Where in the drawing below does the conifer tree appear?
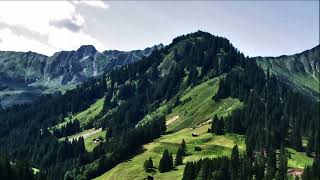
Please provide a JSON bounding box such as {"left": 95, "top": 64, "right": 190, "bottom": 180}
{"left": 230, "top": 145, "right": 240, "bottom": 179}
{"left": 175, "top": 147, "right": 183, "bottom": 166}
{"left": 266, "top": 147, "right": 277, "bottom": 179}
{"left": 254, "top": 151, "right": 266, "bottom": 180}
{"left": 181, "top": 139, "right": 187, "bottom": 156}
{"left": 144, "top": 157, "right": 153, "bottom": 172}
{"left": 306, "top": 134, "right": 314, "bottom": 157}
{"left": 211, "top": 114, "right": 219, "bottom": 134}
{"left": 182, "top": 162, "right": 195, "bottom": 180}
{"left": 158, "top": 149, "right": 173, "bottom": 173}
{"left": 277, "top": 145, "right": 288, "bottom": 180}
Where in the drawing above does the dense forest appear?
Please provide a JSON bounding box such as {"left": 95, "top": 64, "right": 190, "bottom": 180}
{"left": 214, "top": 60, "right": 319, "bottom": 153}
{"left": 182, "top": 145, "right": 320, "bottom": 180}
{"left": 0, "top": 31, "right": 318, "bottom": 179}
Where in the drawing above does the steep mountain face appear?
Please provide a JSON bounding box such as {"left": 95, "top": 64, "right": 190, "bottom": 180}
{"left": 255, "top": 45, "right": 319, "bottom": 99}
{"left": 0, "top": 51, "right": 47, "bottom": 82}
{"left": 0, "top": 44, "right": 163, "bottom": 107}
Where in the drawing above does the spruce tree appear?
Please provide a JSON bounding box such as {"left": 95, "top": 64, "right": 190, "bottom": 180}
{"left": 217, "top": 117, "right": 225, "bottom": 135}
{"left": 239, "top": 157, "right": 252, "bottom": 180}
{"left": 182, "top": 162, "right": 195, "bottom": 180}
{"left": 144, "top": 157, "right": 153, "bottom": 172}
{"left": 277, "top": 145, "right": 288, "bottom": 180}
{"left": 230, "top": 145, "right": 240, "bottom": 179}
{"left": 181, "top": 139, "right": 187, "bottom": 156}
{"left": 211, "top": 114, "right": 219, "bottom": 134}
{"left": 158, "top": 149, "right": 173, "bottom": 173}
{"left": 175, "top": 148, "right": 183, "bottom": 166}
{"left": 169, "top": 153, "right": 173, "bottom": 170}
{"left": 266, "top": 147, "right": 277, "bottom": 179}
{"left": 254, "top": 151, "right": 266, "bottom": 180}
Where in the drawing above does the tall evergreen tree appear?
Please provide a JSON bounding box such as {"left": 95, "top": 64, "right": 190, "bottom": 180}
{"left": 266, "top": 147, "right": 277, "bottom": 179}
{"left": 158, "top": 149, "right": 173, "bottom": 173}
{"left": 144, "top": 157, "right": 153, "bottom": 172}
{"left": 254, "top": 151, "right": 266, "bottom": 180}
{"left": 180, "top": 139, "right": 187, "bottom": 156}
{"left": 230, "top": 145, "right": 240, "bottom": 180}
{"left": 277, "top": 145, "right": 288, "bottom": 180}
{"left": 175, "top": 148, "right": 184, "bottom": 166}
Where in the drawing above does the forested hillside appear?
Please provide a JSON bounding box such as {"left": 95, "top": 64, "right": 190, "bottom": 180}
{"left": 0, "top": 31, "right": 318, "bottom": 180}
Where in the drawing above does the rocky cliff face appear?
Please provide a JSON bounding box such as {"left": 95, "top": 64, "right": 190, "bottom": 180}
{"left": 255, "top": 45, "right": 319, "bottom": 99}
{"left": 0, "top": 44, "right": 163, "bottom": 107}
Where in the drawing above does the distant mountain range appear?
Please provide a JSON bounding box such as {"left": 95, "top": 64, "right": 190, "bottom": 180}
{"left": 0, "top": 44, "right": 163, "bottom": 107}
{"left": 255, "top": 45, "right": 319, "bottom": 99}
{"left": 0, "top": 40, "right": 319, "bottom": 108}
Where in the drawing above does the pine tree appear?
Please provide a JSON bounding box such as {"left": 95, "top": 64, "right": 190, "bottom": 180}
{"left": 211, "top": 114, "right": 219, "bottom": 134}
{"left": 182, "top": 162, "right": 195, "bottom": 180}
{"left": 277, "top": 145, "right": 288, "bottom": 180}
{"left": 230, "top": 145, "right": 240, "bottom": 179}
{"left": 239, "top": 157, "right": 252, "bottom": 180}
{"left": 291, "top": 121, "right": 302, "bottom": 152}
{"left": 254, "top": 151, "right": 266, "bottom": 180}
{"left": 217, "top": 117, "right": 225, "bottom": 135}
{"left": 175, "top": 147, "right": 183, "bottom": 166}
{"left": 196, "top": 160, "right": 210, "bottom": 180}
{"left": 306, "top": 134, "right": 314, "bottom": 157}
{"left": 266, "top": 147, "right": 277, "bottom": 179}
{"left": 169, "top": 153, "right": 173, "bottom": 170}
{"left": 158, "top": 149, "right": 173, "bottom": 173}
{"left": 144, "top": 157, "right": 153, "bottom": 172}
{"left": 181, "top": 139, "right": 187, "bottom": 156}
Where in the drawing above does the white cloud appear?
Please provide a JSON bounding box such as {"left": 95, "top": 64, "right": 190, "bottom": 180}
{"left": 0, "top": 1, "right": 106, "bottom": 55}
{"left": 0, "top": 28, "right": 55, "bottom": 55}
{"left": 74, "top": 0, "right": 109, "bottom": 9}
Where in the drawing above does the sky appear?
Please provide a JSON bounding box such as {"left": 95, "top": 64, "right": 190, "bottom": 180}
{"left": 0, "top": 1, "right": 318, "bottom": 57}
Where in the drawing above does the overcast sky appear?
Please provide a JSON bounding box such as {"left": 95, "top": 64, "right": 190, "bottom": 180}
{"left": 0, "top": 1, "right": 318, "bottom": 57}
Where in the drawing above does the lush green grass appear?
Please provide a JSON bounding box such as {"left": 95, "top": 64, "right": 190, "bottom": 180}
{"left": 287, "top": 148, "right": 314, "bottom": 169}
{"left": 137, "top": 77, "right": 242, "bottom": 131}
{"left": 94, "top": 124, "right": 245, "bottom": 180}
{"left": 50, "top": 97, "right": 104, "bottom": 130}
{"left": 84, "top": 130, "right": 106, "bottom": 152}
{"left": 168, "top": 77, "right": 243, "bottom": 132}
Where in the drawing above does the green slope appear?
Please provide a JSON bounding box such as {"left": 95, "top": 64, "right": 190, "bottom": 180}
{"left": 94, "top": 76, "right": 313, "bottom": 180}
{"left": 255, "top": 46, "right": 320, "bottom": 99}
{"left": 94, "top": 124, "right": 245, "bottom": 180}
{"left": 95, "top": 78, "right": 244, "bottom": 180}
{"left": 50, "top": 97, "right": 105, "bottom": 130}
{"left": 168, "top": 77, "right": 242, "bottom": 132}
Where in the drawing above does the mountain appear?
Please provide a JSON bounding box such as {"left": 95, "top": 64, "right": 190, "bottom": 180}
{"left": 0, "top": 31, "right": 318, "bottom": 180}
{"left": 255, "top": 45, "right": 319, "bottom": 99}
{"left": 0, "top": 44, "right": 163, "bottom": 107}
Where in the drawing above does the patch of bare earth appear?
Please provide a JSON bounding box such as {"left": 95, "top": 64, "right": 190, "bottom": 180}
{"left": 288, "top": 168, "right": 304, "bottom": 177}
{"left": 166, "top": 115, "right": 179, "bottom": 125}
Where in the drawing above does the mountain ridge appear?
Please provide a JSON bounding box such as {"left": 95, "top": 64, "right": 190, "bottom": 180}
{"left": 255, "top": 44, "right": 319, "bottom": 99}
{"left": 0, "top": 44, "right": 163, "bottom": 107}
